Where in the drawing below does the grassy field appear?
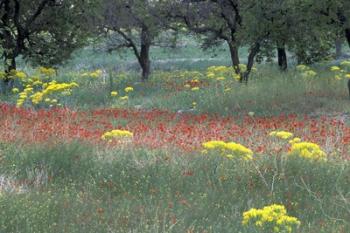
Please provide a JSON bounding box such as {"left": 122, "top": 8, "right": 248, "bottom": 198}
{"left": 1, "top": 45, "right": 350, "bottom": 232}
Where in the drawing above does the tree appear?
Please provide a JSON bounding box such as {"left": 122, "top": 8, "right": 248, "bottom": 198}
{"left": 97, "top": 0, "right": 169, "bottom": 81}
{"left": 170, "top": 0, "right": 272, "bottom": 83}
{"left": 292, "top": 0, "right": 347, "bottom": 63}
{"left": 244, "top": 0, "right": 293, "bottom": 71}
{"left": 0, "top": 0, "right": 90, "bottom": 91}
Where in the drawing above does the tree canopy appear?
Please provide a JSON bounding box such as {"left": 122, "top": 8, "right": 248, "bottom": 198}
{"left": 0, "top": 0, "right": 349, "bottom": 84}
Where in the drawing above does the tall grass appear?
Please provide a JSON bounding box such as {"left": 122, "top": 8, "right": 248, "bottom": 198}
{"left": 60, "top": 65, "right": 350, "bottom": 116}
{"left": 0, "top": 142, "right": 349, "bottom": 232}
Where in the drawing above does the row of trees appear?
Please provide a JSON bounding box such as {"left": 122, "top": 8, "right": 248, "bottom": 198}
{"left": 0, "top": 0, "right": 350, "bottom": 87}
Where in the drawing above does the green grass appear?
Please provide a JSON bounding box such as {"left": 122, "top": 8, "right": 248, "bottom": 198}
{"left": 45, "top": 64, "right": 350, "bottom": 116}
{"left": 0, "top": 142, "right": 349, "bottom": 232}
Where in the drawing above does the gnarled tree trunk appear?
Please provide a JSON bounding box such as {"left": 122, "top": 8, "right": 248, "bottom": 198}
{"left": 277, "top": 47, "right": 287, "bottom": 71}
{"left": 139, "top": 27, "right": 152, "bottom": 81}
{"left": 227, "top": 40, "right": 241, "bottom": 74}
{"left": 139, "top": 42, "right": 151, "bottom": 81}
{"left": 242, "top": 42, "right": 261, "bottom": 83}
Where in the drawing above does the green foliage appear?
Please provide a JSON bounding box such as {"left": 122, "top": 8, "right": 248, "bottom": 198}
{"left": 0, "top": 0, "right": 92, "bottom": 72}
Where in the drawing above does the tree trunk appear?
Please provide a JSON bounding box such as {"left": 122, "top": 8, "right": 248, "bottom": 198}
{"left": 139, "top": 43, "right": 151, "bottom": 81}
{"left": 242, "top": 42, "right": 261, "bottom": 83}
{"left": 1, "top": 50, "right": 16, "bottom": 93}
{"left": 345, "top": 28, "right": 350, "bottom": 48}
{"left": 139, "top": 27, "right": 151, "bottom": 81}
{"left": 335, "top": 39, "right": 343, "bottom": 58}
{"left": 277, "top": 47, "right": 288, "bottom": 71}
{"left": 227, "top": 40, "right": 241, "bottom": 74}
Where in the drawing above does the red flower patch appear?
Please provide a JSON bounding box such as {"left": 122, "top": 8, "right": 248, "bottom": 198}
{"left": 1, "top": 103, "right": 349, "bottom": 159}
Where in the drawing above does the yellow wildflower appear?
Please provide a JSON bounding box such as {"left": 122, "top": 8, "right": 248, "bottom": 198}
{"left": 124, "top": 86, "right": 134, "bottom": 93}
{"left": 206, "top": 72, "right": 215, "bottom": 78}
{"left": 101, "top": 129, "right": 133, "bottom": 140}
{"left": 32, "top": 80, "right": 43, "bottom": 86}
{"left": 15, "top": 71, "right": 27, "bottom": 79}
{"left": 330, "top": 66, "right": 341, "bottom": 72}
{"left": 111, "top": 91, "right": 118, "bottom": 97}
{"left": 216, "top": 76, "right": 225, "bottom": 81}
{"left": 90, "top": 69, "right": 103, "bottom": 78}
{"left": 304, "top": 70, "right": 317, "bottom": 78}
{"left": 16, "top": 99, "right": 25, "bottom": 107}
{"left": 269, "top": 131, "right": 294, "bottom": 140}
{"left": 202, "top": 140, "right": 253, "bottom": 160}
{"left": 296, "top": 64, "right": 307, "bottom": 71}
{"left": 288, "top": 137, "right": 301, "bottom": 144}
{"left": 289, "top": 141, "right": 327, "bottom": 161}
{"left": 192, "top": 102, "right": 197, "bottom": 108}
{"left": 202, "top": 140, "right": 227, "bottom": 150}
{"left": 242, "top": 204, "right": 300, "bottom": 233}
{"left": 30, "top": 92, "right": 44, "bottom": 105}
{"left": 39, "top": 67, "right": 56, "bottom": 76}
{"left": 340, "top": 60, "right": 350, "bottom": 67}
{"left": 12, "top": 88, "right": 19, "bottom": 93}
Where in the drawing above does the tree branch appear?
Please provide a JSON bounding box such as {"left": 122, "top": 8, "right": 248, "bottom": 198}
{"left": 25, "top": 0, "right": 51, "bottom": 30}
{"left": 114, "top": 28, "right": 141, "bottom": 61}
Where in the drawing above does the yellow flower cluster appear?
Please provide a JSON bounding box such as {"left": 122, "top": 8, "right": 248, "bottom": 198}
{"left": 323, "top": 63, "right": 350, "bottom": 81}
{"left": 202, "top": 140, "right": 253, "bottom": 160}
{"left": 296, "top": 65, "right": 317, "bottom": 78}
{"left": 207, "top": 66, "right": 235, "bottom": 81}
{"left": 81, "top": 69, "right": 103, "bottom": 78}
{"left": 169, "top": 70, "right": 203, "bottom": 80}
{"left": 101, "top": 130, "right": 133, "bottom": 140}
{"left": 288, "top": 137, "right": 301, "bottom": 145}
{"left": 269, "top": 131, "right": 294, "bottom": 140}
{"left": 111, "top": 91, "right": 118, "bottom": 97}
{"left": 12, "top": 88, "right": 19, "bottom": 93}
{"left": 288, "top": 141, "right": 327, "bottom": 161}
{"left": 120, "top": 96, "right": 128, "bottom": 101}
{"left": 16, "top": 80, "right": 78, "bottom": 107}
{"left": 38, "top": 67, "right": 56, "bottom": 76}
{"left": 16, "top": 86, "right": 34, "bottom": 107}
{"left": 0, "top": 69, "right": 26, "bottom": 80}
{"left": 124, "top": 86, "right": 134, "bottom": 93}
{"left": 43, "top": 81, "right": 78, "bottom": 94}
{"left": 13, "top": 70, "right": 27, "bottom": 79}
{"left": 330, "top": 66, "right": 341, "bottom": 72}
{"left": 242, "top": 204, "right": 301, "bottom": 233}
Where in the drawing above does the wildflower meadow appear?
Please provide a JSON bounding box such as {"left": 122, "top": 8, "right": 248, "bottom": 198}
{"left": 1, "top": 61, "right": 350, "bottom": 233}
{"left": 1, "top": 1, "right": 350, "bottom": 232}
